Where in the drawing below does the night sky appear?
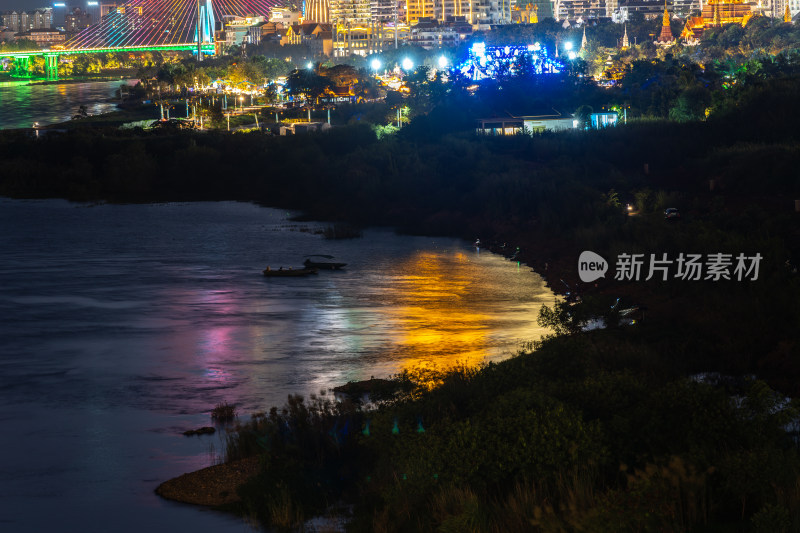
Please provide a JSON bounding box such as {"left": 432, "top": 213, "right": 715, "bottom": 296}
{"left": 2, "top": 1, "right": 84, "bottom": 15}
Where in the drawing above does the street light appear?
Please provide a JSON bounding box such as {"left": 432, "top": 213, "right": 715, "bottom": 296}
{"left": 239, "top": 96, "right": 244, "bottom": 111}
{"left": 568, "top": 51, "right": 577, "bottom": 60}
{"left": 563, "top": 42, "right": 573, "bottom": 51}
{"left": 438, "top": 55, "right": 448, "bottom": 69}
{"left": 306, "top": 61, "right": 313, "bottom": 69}
{"left": 370, "top": 58, "right": 381, "bottom": 72}
{"left": 402, "top": 57, "right": 413, "bottom": 71}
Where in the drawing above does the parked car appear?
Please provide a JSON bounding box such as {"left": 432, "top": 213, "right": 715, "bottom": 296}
{"left": 664, "top": 208, "right": 681, "bottom": 220}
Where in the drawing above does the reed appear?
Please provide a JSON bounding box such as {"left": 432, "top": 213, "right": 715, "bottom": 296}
{"left": 211, "top": 401, "right": 237, "bottom": 423}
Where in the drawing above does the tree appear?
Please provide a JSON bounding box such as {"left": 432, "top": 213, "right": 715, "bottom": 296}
{"left": 575, "top": 104, "right": 593, "bottom": 129}
{"left": 285, "top": 68, "right": 331, "bottom": 102}
{"left": 669, "top": 85, "right": 711, "bottom": 121}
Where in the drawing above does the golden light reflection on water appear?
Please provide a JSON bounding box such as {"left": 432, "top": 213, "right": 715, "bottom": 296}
{"left": 378, "top": 249, "right": 552, "bottom": 378}
{"left": 153, "top": 243, "right": 553, "bottom": 404}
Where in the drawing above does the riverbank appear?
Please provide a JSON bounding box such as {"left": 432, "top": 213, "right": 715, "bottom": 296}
{"left": 0, "top": 69, "right": 138, "bottom": 85}
{"left": 155, "top": 456, "right": 262, "bottom": 507}
{"left": 2, "top": 78, "right": 799, "bottom": 530}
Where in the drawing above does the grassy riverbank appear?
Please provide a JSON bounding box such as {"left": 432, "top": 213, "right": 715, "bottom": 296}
{"left": 2, "top": 72, "right": 800, "bottom": 531}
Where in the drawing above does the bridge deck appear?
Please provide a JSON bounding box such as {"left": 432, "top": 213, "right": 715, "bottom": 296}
{"left": 2, "top": 43, "right": 215, "bottom": 58}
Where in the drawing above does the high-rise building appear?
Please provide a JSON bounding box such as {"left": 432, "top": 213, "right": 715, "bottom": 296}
{"left": 551, "top": 0, "right": 610, "bottom": 20}
{"left": 29, "top": 8, "right": 54, "bottom": 30}
{"left": 65, "top": 7, "right": 93, "bottom": 32}
{"left": 306, "top": 0, "right": 331, "bottom": 22}
{"left": 331, "top": 0, "right": 372, "bottom": 25}
{"left": 100, "top": 2, "right": 123, "bottom": 19}
{"left": 1, "top": 11, "right": 21, "bottom": 32}
{"left": 86, "top": 2, "right": 101, "bottom": 24}
{"left": 53, "top": 3, "right": 67, "bottom": 28}
{"left": 371, "top": 0, "right": 398, "bottom": 22}
{"left": 618, "top": 0, "right": 667, "bottom": 18}
{"left": 406, "top": 0, "right": 502, "bottom": 24}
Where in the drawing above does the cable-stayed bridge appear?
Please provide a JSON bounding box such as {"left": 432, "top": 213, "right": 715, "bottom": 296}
{"left": 1, "top": 0, "right": 279, "bottom": 79}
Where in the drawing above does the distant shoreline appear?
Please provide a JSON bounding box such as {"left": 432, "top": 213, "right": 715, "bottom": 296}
{"left": 0, "top": 70, "right": 138, "bottom": 87}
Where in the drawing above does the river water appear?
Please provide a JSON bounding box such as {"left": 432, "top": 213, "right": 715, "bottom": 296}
{"left": 0, "top": 199, "right": 553, "bottom": 532}
{"left": 0, "top": 78, "right": 136, "bottom": 130}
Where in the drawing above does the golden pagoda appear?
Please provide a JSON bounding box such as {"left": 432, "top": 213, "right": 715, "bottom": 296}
{"left": 785, "top": 4, "right": 792, "bottom": 22}
{"left": 656, "top": 0, "right": 675, "bottom": 44}
{"left": 681, "top": 0, "right": 755, "bottom": 42}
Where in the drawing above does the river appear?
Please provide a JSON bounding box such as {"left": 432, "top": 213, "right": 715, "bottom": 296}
{"left": 0, "top": 199, "right": 553, "bottom": 532}
{"left": 0, "top": 78, "right": 136, "bottom": 130}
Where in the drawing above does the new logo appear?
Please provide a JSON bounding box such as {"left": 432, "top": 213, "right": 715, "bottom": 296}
{"left": 578, "top": 251, "right": 608, "bottom": 283}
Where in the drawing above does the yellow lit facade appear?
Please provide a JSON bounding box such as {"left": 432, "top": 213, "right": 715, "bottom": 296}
{"left": 681, "top": 0, "right": 755, "bottom": 41}
{"left": 405, "top": 0, "right": 480, "bottom": 24}
{"left": 330, "top": 0, "right": 372, "bottom": 26}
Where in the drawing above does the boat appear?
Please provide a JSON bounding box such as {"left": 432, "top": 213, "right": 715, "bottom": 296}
{"left": 303, "top": 255, "right": 347, "bottom": 270}
{"left": 263, "top": 267, "right": 318, "bottom": 277}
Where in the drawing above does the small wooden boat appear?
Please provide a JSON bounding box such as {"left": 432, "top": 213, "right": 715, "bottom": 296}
{"left": 303, "top": 258, "right": 347, "bottom": 270}
{"left": 263, "top": 267, "right": 318, "bottom": 277}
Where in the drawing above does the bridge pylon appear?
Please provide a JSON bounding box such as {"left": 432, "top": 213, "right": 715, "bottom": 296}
{"left": 195, "top": 0, "right": 215, "bottom": 61}
{"left": 15, "top": 55, "right": 31, "bottom": 77}
{"left": 45, "top": 54, "right": 59, "bottom": 80}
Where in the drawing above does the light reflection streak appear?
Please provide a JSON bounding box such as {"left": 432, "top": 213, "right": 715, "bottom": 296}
{"left": 375, "top": 250, "right": 550, "bottom": 380}
{"left": 154, "top": 244, "right": 551, "bottom": 407}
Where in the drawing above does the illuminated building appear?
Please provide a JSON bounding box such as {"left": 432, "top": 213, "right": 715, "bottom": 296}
{"left": 681, "top": 0, "right": 754, "bottom": 42}
{"left": 511, "top": 2, "right": 539, "bottom": 22}
{"left": 286, "top": 22, "right": 333, "bottom": 55}
{"left": 553, "top": 0, "right": 612, "bottom": 20}
{"left": 15, "top": 28, "right": 66, "bottom": 46}
{"left": 219, "top": 14, "right": 265, "bottom": 47}
{"left": 371, "top": 0, "right": 397, "bottom": 22}
{"left": 53, "top": 3, "right": 67, "bottom": 28}
{"left": 1, "top": 11, "right": 22, "bottom": 32}
{"left": 5, "top": 8, "right": 55, "bottom": 32}
{"left": 270, "top": 7, "right": 302, "bottom": 25}
{"left": 404, "top": 0, "right": 515, "bottom": 25}
{"left": 65, "top": 8, "right": 93, "bottom": 32}
{"left": 476, "top": 109, "right": 617, "bottom": 135}
{"left": 476, "top": 112, "right": 575, "bottom": 135}
{"left": 99, "top": 2, "right": 123, "bottom": 18}
{"left": 306, "top": 0, "right": 331, "bottom": 22}
{"left": 405, "top": 0, "right": 436, "bottom": 24}
{"left": 332, "top": 0, "right": 409, "bottom": 56}
{"left": 331, "top": 0, "right": 372, "bottom": 25}
{"left": 671, "top": 0, "right": 694, "bottom": 17}
{"left": 85, "top": 2, "right": 100, "bottom": 24}
{"left": 331, "top": 0, "right": 371, "bottom": 55}
{"left": 409, "top": 16, "right": 472, "bottom": 48}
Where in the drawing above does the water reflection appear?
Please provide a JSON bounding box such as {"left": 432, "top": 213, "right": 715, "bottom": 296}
{"left": 0, "top": 200, "right": 554, "bottom": 532}
{"left": 383, "top": 250, "right": 551, "bottom": 376}
{"left": 0, "top": 79, "right": 138, "bottom": 129}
